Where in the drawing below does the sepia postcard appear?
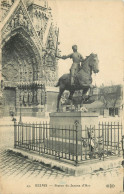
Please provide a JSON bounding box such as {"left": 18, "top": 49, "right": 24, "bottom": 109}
{"left": 0, "top": 0, "right": 124, "bottom": 194}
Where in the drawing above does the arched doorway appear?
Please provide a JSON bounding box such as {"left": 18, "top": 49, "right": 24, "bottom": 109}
{"left": 2, "top": 32, "right": 43, "bottom": 116}
{"left": 2, "top": 33, "right": 39, "bottom": 83}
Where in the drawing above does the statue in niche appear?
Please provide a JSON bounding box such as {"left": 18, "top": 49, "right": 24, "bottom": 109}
{"left": 24, "top": 17, "right": 27, "bottom": 28}
{"left": 37, "top": 27, "right": 43, "bottom": 39}
{"left": 33, "top": 90, "right": 37, "bottom": 105}
{"left": 46, "top": 37, "right": 56, "bottom": 61}
{"left": 27, "top": 23, "right": 32, "bottom": 33}
{"left": 18, "top": 10, "right": 24, "bottom": 26}
{"left": 11, "top": 18, "right": 15, "bottom": 28}
{"left": 37, "top": 88, "right": 41, "bottom": 105}
{"left": 18, "top": 88, "right": 23, "bottom": 106}
{"left": 41, "top": 89, "right": 46, "bottom": 105}
{"left": 47, "top": 38, "right": 53, "bottom": 49}
{"left": 23, "top": 89, "right": 28, "bottom": 106}
{"left": 10, "top": 16, "right": 16, "bottom": 28}
{"left": 19, "top": 89, "right": 23, "bottom": 106}
{"left": 14, "top": 15, "right": 18, "bottom": 27}
{"left": 28, "top": 91, "right": 33, "bottom": 106}
{"left": 47, "top": 71, "right": 56, "bottom": 82}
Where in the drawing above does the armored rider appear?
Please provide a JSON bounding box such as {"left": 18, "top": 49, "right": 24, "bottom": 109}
{"left": 60, "top": 45, "right": 84, "bottom": 86}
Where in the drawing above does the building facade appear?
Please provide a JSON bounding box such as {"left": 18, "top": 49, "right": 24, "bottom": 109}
{"left": 60, "top": 85, "right": 123, "bottom": 117}
{"left": 1, "top": 0, "right": 59, "bottom": 116}
{"left": 98, "top": 84, "right": 123, "bottom": 117}
{"left": 85, "top": 84, "right": 123, "bottom": 117}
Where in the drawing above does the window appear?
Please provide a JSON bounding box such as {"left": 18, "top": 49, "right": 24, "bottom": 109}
{"left": 109, "top": 108, "right": 113, "bottom": 116}
{"left": 109, "top": 108, "right": 118, "bottom": 116}
{"left": 115, "top": 108, "right": 118, "bottom": 115}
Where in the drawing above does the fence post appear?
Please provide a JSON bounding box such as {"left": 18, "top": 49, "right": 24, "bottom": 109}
{"left": 75, "top": 120, "right": 79, "bottom": 166}
{"left": 22, "top": 122, "right": 23, "bottom": 145}
{"left": 118, "top": 122, "right": 120, "bottom": 156}
{"left": 102, "top": 122, "right": 104, "bottom": 161}
{"left": 122, "top": 136, "right": 124, "bottom": 159}
{"left": 39, "top": 123, "right": 41, "bottom": 155}
{"left": 121, "top": 136, "right": 124, "bottom": 192}
{"left": 14, "top": 121, "right": 17, "bottom": 148}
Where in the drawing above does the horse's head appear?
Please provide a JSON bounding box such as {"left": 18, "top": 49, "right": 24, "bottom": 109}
{"left": 89, "top": 53, "right": 99, "bottom": 74}
{"left": 81, "top": 53, "right": 99, "bottom": 74}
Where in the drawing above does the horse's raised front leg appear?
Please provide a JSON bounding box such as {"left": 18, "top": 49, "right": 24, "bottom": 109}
{"left": 89, "top": 85, "right": 94, "bottom": 97}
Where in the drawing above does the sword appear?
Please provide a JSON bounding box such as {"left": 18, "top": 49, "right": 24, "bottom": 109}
{"left": 55, "top": 28, "right": 62, "bottom": 59}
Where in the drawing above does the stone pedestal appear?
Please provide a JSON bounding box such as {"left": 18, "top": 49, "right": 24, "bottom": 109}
{"left": 49, "top": 112, "right": 99, "bottom": 140}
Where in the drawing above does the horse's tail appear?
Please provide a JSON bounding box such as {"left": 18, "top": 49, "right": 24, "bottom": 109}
{"left": 55, "top": 79, "right": 60, "bottom": 87}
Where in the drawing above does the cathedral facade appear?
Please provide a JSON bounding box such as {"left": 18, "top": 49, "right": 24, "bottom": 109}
{"left": 1, "top": 0, "right": 59, "bottom": 116}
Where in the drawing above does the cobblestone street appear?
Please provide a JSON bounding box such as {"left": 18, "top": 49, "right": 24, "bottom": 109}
{"left": 0, "top": 118, "right": 123, "bottom": 194}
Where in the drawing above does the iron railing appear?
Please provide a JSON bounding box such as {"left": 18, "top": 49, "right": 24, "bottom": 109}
{"left": 14, "top": 121, "right": 123, "bottom": 165}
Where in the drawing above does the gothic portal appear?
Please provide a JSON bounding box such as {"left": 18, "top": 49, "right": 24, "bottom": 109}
{"left": 1, "top": 0, "right": 59, "bottom": 116}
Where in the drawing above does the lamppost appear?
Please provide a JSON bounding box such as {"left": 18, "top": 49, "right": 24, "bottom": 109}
{"left": 19, "top": 64, "right": 22, "bottom": 123}
{"left": 122, "top": 135, "right": 124, "bottom": 192}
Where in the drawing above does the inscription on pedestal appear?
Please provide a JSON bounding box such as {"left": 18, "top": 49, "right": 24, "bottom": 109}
{"left": 49, "top": 112, "right": 99, "bottom": 140}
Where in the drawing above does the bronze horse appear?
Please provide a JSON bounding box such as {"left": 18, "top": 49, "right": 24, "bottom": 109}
{"left": 55, "top": 53, "right": 99, "bottom": 111}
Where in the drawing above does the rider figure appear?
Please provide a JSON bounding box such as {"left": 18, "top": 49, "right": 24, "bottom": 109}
{"left": 60, "top": 45, "right": 84, "bottom": 86}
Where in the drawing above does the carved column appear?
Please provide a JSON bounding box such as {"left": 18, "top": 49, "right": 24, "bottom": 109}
{"left": 37, "top": 85, "right": 42, "bottom": 105}
{"left": 23, "top": 89, "right": 28, "bottom": 106}
{"left": 28, "top": 89, "right": 33, "bottom": 106}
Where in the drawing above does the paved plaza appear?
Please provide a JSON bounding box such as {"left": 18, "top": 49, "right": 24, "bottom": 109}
{"left": 0, "top": 117, "right": 123, "bottom": 194}
{"left": 0, "top": 118, "right": 123, "bottom": 194}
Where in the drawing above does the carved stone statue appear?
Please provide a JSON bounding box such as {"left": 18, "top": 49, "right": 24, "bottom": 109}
{"left": 11, "top": 18, "right": 15, "bottom": 28}
{"left": 33, "top": 89, "right": 37, "bottom": 105}
{"left": 20, "top": 90, "right": 23, "bottom": 106}
{"left": 23, "top": 89, "right": 28, "bottom": 106}
{"left": 24, "top": 17, "right": 28, "bottom": 28}
{"left": 14, "top": 15, "right": 18, "bottom": 27}
{"left": 18, "top": 10, "right": 24, "bottom": 26}
{"left": 28, "top": 91, "right": 33, "bottom": 106}
{"left": 41, "top": 89, "right": 46, "bottom": 105}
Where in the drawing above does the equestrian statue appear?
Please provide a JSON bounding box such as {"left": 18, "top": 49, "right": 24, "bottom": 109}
{"left": 55, "top": 45, "right": 99, "bottom": 112}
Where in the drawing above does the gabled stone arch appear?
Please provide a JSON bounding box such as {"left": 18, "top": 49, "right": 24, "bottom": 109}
{"left": 2, "top": 28, "right": 42, "bottom": 83}
{"left": 1, "top": 0, "right": 43, "bottom": 64}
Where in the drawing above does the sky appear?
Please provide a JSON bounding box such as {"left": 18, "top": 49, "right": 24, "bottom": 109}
{"left": 49, "top": 0, "right": 124, "bottom": 86}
